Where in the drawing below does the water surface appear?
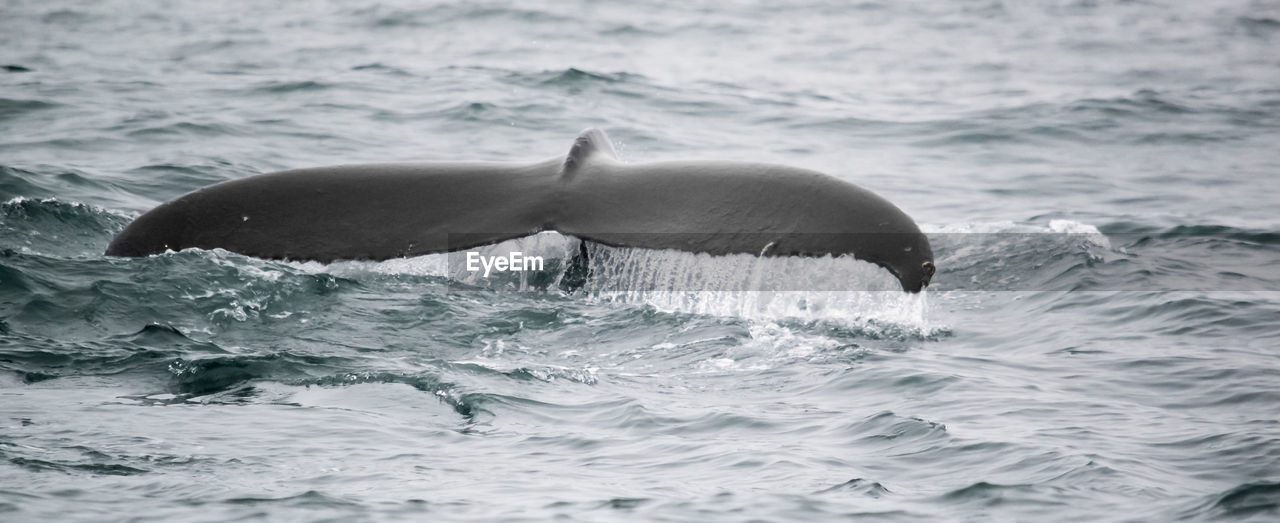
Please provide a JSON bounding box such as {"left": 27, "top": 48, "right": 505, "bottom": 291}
{"left": 2, "top": 0, "right": 1280, "bottom": 520}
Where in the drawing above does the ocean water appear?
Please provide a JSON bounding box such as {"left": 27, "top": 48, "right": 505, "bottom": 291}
{"left": 3, "top": 0, "right": 1280, "bottom": 520}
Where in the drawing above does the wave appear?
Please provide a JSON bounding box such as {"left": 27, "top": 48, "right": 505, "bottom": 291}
{"left": 0, "top": 98, "right": 57, "bottom": 121}
{"left": 350, "top": 4, "right": 572, "bottom": 29}
{"left": 1, "top": 197, "right": 131, "bottom": 257}
{"left": 123, "top": 121, "right": 247, "bottom": 140}
{"left": 1183, "top": 481, "right": 1280, "bottom": 520}
{"left": 926, "top": 219, "right": 1280, "bottom": 291}
{"left": 531, "top": 68, "right": 643, "bottom": 87}
{"left": 1237, "top": 16, "right": 1280, "bottom": 38}
{"left": 923, "top": 219, "right": 1110, "bottom": 291}
{"left": 0, "top": 166, "right": 50, "bottom": 199}
{"left": 816, "top": 478, "right": 891, "bottom": 497}
{"left": 791, "top": 89, "right": 1280, "bottom": 146}
{"left": 0, "top": 324, "right": 220, "bottom": 384}
{"left": 496, "top": 66, "right": 653, "bottom": 93}
{"left": 0, "top": 248, "right": 349, "bottom": 345}
{"left": 1101, "top": 222, "right": 1280, "bottom": 245}
{"left": 350, "top": 62, "right": 411, "bottom": 76}
{"left": 9, "top": 457, "right": 149, "bottom": 476}
{"left": 167, "top": 362, "right": 490, "bottom": 419}
{"left": 1094, "top": 222, "right": 1280, "bottom": 292}
{"left": 124, "top": 161, "right": 245, "bottom": 193}
{"left": 167, "top": 352, "right": 353, "bottom": 396}
{"left": 249, "top": 80, "right": 334, "bottom": 95}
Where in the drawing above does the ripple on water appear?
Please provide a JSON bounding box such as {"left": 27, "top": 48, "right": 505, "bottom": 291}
{"left": 0, "top": 98, "right": 57, "bottom": 121}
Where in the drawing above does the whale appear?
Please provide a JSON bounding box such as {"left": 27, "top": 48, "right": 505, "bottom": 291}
{"left": 106, "top": 128, "right": 935, "bottom": 292}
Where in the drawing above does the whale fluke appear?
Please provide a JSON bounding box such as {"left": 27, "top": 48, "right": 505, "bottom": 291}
{"left": 106, "top": 129, "right": 935, "bottom": 292}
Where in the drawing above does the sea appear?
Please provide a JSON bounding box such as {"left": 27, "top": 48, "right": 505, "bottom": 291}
{"left": 2, "top": 0, "right": 1279, "bottom": 520}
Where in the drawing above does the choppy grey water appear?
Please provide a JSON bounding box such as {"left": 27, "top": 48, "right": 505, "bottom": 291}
{"left": 3, "top": 0, "right": 1280, "bottom": 520}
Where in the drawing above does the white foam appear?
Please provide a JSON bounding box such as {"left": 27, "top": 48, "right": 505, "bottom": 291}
{"left": 923, "top": 219, "right": 1110, "bottom": 250}
{"left": 283, "top": 232, "right": 931, "bottom": 330}
{"left": 4, "top": 196, "right": 133, "bottom": 219}
{"left": 578, "top": 244, "right": 928, "bottom": 328}
{"left": 922, "top": 219, "right": 1102, "bottom": 235}
{"left": 289, "top": 254, "right": 450, "bottom": 278}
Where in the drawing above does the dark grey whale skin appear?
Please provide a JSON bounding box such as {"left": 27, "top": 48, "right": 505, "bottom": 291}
{"left": 106, "top": 129, "right": 935, "bottom": 292}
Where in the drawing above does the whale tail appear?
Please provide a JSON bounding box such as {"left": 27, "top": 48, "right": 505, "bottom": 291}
{"left": 106, "top": 128, "right": 934, "bottom": 292}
